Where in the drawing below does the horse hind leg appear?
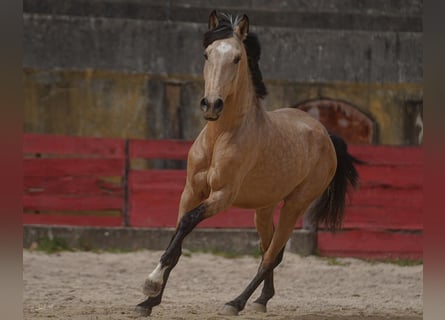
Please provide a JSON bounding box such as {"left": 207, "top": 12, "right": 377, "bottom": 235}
{"left": 220, "top": 200, "right": 305, "bottom": 316}
{"left": 250, "top": 205, "right": 277, "bottom": 313}
{"left": 251, "top": 248, "right": 285, "bottom": 312}
{"left": 219, "top": 246, "right": 285, "bottom": 316}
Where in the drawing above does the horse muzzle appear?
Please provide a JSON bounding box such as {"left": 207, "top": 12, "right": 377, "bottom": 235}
{"left": 200, "top": 97, "right": 224, "bottom": 121}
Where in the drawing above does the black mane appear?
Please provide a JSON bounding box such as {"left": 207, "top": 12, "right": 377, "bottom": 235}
{"left": 203, "top": 13, "right": 268, "bottom": 99}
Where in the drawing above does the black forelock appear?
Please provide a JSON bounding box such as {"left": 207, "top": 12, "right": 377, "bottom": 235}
{"left": 203, "top": 12, "right": 268, "bottom": 99}
{"left": 203, "top": 13, "right": 235, "bottom": 49}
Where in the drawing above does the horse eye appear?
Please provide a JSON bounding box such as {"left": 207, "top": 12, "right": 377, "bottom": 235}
{"left": 203, "top": 52, "right": 208, "bottom": 60}
{"left": 233, "top": 56, "right": 241, "bottom": 64}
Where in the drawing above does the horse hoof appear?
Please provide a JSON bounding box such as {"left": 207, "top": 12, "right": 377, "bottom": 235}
{"left": 135, "top": 305, "right": 152, "bottom": 317}
{"left": 142, "top": 279, "right": 162, "bottom": 297}
{"left": 218, "top": 304, "right": 239, "bottom": 316}
{"left": 250, "top": 302, "right": 267, "bottom": 313}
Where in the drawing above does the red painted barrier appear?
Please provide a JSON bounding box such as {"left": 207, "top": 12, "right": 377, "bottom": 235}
{"left": 23, "top": 134, "right": 126, "bottom": 226}
{"left": 318, "top": 230, "right": 422, "bottom": 260}
{"left": 23, "top": 134, "right": 423, "bottom": 259}
{"left": 24, "top": 134, "right": 125, "bottom": 157}
{"left": 319, "top": 145, "right": 423, "bottom": 259}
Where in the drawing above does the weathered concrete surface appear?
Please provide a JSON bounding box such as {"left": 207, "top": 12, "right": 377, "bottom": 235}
{"left": 23, "top": 0, "right": 423, "bottom": 22}
{"left": 23, "top": 69, "right": 205, "bottom": 141}
{"left": 24, "top": 68, "right": 423, "bottom": 145}
{"left": 22, "top": 0, "right": 423, "bottom": 146}
{"left": 23, "top": 11, "right": 422, "bottom": 83}
{"left": 23, "top": 225, "right": 317, "bottom": 256}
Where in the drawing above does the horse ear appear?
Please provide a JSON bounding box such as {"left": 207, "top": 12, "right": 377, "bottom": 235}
{"left": 208, "top": 10, "right": 219, "bottom": 30}
{"left": 235, "top": 14, "right": 249, "bottom": 40}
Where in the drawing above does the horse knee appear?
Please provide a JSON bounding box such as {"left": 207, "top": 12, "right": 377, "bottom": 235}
{"left": 160, "top": 204, "right": 206, "bottom": 267}
{"left": 177, "top": 203, "right": 206, "bottom": 233}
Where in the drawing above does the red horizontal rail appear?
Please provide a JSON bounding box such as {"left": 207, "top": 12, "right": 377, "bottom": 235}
{"left": 349, "top": 187, "right": 423, "bottom": 209}
{"left": 129, "top": 170, "right": 187, "bottom": 190}
{"left": 24, "top": 158, "right": 125, "bottom": 177}
{"left": 23, "top": 214, "right": 123, "bottom": 227}
{"left": 357, "top": 165, "right": 422, "bottom": 189}
{"left": 24, "top": 133, "right": 125, "bottom": 158}
{"left": 349, "top": 144, "right": 422, "bottom": 166}
{"left": 341, "top": 206, "right": 422, "bottom": 230}
{"left": 24, "top": 176, "right": 122, "bottom": 196}
{"left": 24, "top": 194, "right": 123, "bottom": 211}
{"left": 318, "top": 229, "right": 423, "bottom": 259}
{"left": 129, "top": 139, "right": 192, "bottom": 160}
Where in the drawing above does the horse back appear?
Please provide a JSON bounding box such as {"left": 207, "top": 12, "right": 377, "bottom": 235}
{"left": 231, "top": 107, "right": 336, "bottom": 208}
{"left": 266, "top": 107, "right": 332, "bottom": 153}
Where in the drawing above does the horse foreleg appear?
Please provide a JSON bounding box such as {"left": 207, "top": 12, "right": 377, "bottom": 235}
{"left": 136, "top": 203, "right": 206, "bottom": 316}
{"left": 135, "top": 266, "right": 171, "bottom": 316}
{"left": 137, "top": 182, "right": 235, "bottom": 316}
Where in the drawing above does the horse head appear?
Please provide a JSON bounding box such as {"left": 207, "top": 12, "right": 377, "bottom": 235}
{"left": 200, "top": 11, "right": 249, "bottom": 121}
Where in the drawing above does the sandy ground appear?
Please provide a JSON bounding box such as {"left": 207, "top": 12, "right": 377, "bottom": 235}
{"left": 23, "top": 250, "right": 422, "bottom": 320}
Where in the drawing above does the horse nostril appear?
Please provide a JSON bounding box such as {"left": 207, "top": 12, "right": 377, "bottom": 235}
{"left": 200, "top": 98, "right": 208, "bottom": 111}
{"left": 213, "top": 99, "right": 224, "bottom": 113}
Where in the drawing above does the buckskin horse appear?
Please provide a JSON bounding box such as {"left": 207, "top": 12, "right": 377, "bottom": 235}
{"left": 136, "top": 10, "right": 360, "bottom": 316}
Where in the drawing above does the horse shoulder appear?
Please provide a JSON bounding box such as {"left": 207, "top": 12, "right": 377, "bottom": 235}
{"left": 187, "top": 127, "right": 211, "bottom": 165}
{"left": 184, "top": 131, "right": 210, "bottom": 188}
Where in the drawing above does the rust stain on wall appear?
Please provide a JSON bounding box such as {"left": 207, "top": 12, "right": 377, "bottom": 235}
{"left": 295, "top": 99, "right": 374, "bottom": 144}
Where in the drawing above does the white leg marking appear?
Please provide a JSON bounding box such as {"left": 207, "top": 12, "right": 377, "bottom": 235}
{"left": 148, "top": 263, "right": 167, "bottom": 283}
{"left": 143, "top": 263, "right": 168, "bottom": 297}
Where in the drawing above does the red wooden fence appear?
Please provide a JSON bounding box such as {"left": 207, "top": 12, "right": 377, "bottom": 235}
{"left": 23, "top": 134, "right": 423, "bottom": 259}
{"left": 23, "top": 134, "right": 125, "bottom": 226}
{"left": 318, "top": 145, "right": 423, "bottom": 259}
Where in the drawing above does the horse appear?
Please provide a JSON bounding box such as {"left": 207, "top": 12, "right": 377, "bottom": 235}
{"left": 136, "top": 10, "right": 360, "bottom": 316}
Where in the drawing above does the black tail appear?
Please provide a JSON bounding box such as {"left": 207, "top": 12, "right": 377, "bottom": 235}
{"left": 308, "top": 134, "right": 363, "bottom": 231}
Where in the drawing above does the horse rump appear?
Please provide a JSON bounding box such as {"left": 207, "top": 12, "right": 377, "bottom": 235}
{"left": 308, "top": 134, "right": 363, "bottom": 231}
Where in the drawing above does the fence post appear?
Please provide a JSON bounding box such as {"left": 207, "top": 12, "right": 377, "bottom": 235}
{"left": 122, "top": 139, "right": 130, "bottom": 227}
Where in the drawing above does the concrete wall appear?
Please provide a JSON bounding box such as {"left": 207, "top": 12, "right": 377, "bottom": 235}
{"left": 24, "top": 69, "right": 206, "bottom": 140}
{"left": 23, "top": 0, "right": 423, "bottom": 145}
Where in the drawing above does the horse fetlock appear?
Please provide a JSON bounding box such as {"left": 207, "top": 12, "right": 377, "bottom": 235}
{"left": 142, "top": 278, "right": 163, "bottom": 297}
{"left": 143, "top": 263, "right": 167, "bottom": 297}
